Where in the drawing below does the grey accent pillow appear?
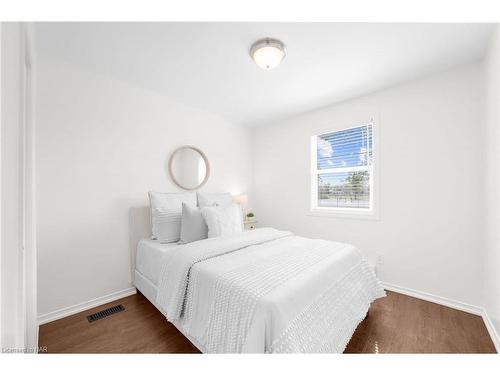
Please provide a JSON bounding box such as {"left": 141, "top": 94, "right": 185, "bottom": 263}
{"left": 180, "top": 203, "right": 208, "bottom": 243}
{"left": 197, "top": 192, "right": 233, "bottom": 208}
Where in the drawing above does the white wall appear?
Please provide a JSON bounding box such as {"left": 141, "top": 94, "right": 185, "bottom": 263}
{"left": 483, "top": 25, "right": 500, "bottom": 338}
{"left": 36, "top": 56, "right": 253, "bottom": 317}
{"left": 253, "top": 64, "right": 484, "bottom": 307}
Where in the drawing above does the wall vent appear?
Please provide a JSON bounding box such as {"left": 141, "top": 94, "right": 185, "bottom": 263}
{"left": 87, "top": 304, "right": 124, "bottom": 322}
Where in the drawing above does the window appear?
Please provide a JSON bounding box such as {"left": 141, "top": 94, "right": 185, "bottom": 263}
{"left": 310, "top": 122, "right": 376, "bottom": 216}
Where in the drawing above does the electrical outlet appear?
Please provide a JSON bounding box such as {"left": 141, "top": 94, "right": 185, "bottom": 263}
{"left": 375, "top": 252, "right": 384, "bottom": 265}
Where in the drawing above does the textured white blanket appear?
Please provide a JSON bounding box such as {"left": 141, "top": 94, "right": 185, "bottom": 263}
{"left": 156, "top": 228, "right": 385, "bottom": 353}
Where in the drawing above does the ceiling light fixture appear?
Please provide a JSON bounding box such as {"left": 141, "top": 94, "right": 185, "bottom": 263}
{"left": 250, "top": 38, "right": 286, "bottom": 70}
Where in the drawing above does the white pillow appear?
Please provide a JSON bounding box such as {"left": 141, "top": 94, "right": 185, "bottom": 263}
{"left": 148, "top": 191, "right": 196, "bottom": 243}
{"left": 197, "top": 192, "right": 233, "bottom": 208}
{"left": 201, "top": 203, "right": 243, "bottom": 238}
{"left": 180, "top": 203, "right": 208, "bottom": 244}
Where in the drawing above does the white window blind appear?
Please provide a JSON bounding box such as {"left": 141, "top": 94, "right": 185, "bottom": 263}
{"left": 311, "top": 123, "right": 374, "bottom": 212}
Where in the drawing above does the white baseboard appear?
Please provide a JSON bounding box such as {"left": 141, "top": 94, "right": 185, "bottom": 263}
{"left": 481, "top": 308, "right": 500, "bottom": 353}
{"left": 381, "top": 281, "right": 483, "bottom": 315}
{"left": 38, "top": 287, "right": 137, "bottom": 325}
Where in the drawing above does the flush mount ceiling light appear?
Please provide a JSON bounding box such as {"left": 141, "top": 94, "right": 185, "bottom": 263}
{"left": 250, "top": 38, "right": 286, "bottom": 70}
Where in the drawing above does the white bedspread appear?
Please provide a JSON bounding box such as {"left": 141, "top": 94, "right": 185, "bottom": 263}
{"left": 156, "top": 228, "right": 385, "bottom": 353}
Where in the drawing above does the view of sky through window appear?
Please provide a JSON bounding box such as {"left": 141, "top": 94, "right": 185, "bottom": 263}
{"left": 314, "top": 124, "right": 372, "bottom": 209}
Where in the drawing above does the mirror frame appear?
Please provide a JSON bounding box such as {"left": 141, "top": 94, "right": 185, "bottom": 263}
{"left": 168, "top": 145, "right": 210, "bottom": 190}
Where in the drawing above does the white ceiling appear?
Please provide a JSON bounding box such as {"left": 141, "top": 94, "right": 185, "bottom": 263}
{"left": 35, "top": 23, "right": 494, "bottom": 127}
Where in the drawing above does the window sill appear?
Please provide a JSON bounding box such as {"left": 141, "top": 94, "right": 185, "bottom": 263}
{"left": 308, "top": 208, "right": 380, "bottom": 221}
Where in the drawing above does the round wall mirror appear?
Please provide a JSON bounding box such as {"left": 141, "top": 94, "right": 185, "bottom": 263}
{"left": 168, "top": 146, "right": 210, "bottom": 190}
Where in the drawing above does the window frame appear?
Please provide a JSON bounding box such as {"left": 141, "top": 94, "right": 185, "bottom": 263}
{"left": 309, "top": 120, "right": 379, "bottom": 220}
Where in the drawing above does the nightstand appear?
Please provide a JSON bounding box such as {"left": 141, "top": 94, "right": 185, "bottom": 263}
{"left": 243, "top": 220, "right": 258, "bottom": 230}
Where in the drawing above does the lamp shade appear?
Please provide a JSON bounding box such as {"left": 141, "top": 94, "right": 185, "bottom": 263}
{"left": 233, "top": 194, "right": 248, "bottom": 205}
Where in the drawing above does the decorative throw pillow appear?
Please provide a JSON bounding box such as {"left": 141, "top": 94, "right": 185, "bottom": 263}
{"left": 148, "top": 191, "right": 196, "bottom": 243}
{"left": 180, "top": 203, "right": 208, "bottom": 244}
{"left": 197, "top": 192, "right": 233, "bottom": 208}
{"left": 201, "top": 203, "right": 243, "bottom": 238}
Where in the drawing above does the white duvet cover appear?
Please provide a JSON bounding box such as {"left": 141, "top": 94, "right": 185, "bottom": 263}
{"left": 156, "top": 228, "right": 385, "bottom": 353}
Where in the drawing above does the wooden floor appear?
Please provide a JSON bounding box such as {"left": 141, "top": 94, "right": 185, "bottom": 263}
{"left": 39, "top": 290, "right": 496, "bottom": 354}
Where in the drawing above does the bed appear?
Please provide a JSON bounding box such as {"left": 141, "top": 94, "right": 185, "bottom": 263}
{"left": 130, "top": 207, "right": 385, "bottom": 353}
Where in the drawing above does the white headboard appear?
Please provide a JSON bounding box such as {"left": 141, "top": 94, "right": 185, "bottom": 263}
{"left": 129, "top": 206, "right": 151, "bottom": 279}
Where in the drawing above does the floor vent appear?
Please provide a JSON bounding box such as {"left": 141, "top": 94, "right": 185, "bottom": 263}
{"left": 87, "top": 304, "right": 125, "bottom": 322}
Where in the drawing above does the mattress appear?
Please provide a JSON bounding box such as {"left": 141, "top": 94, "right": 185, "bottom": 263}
{"left": 136, "top": 239, "right": 181, "bottom": 285}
